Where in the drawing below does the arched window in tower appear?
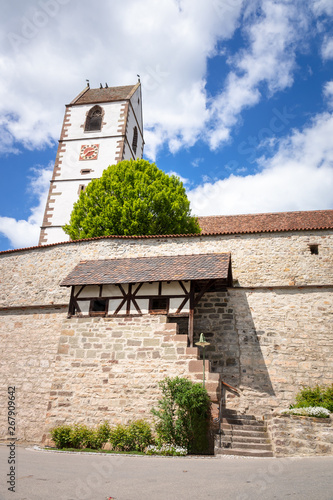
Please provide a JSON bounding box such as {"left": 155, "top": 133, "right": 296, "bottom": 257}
{"left": 85, "top": 106, "right": 103, "bottom": 132}
{"left": 132, "top": 126, "right": 138, "bottom": 156}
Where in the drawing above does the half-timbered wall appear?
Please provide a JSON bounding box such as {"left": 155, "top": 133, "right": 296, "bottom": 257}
{"left": 71, "top": 281, "right": 191, "bottom": 317}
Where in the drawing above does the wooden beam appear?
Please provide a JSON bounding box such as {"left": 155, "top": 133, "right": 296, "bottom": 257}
{"left": 188, "top": 281, "right": 195, "bottom": 347}
{"left": 193, "top": 279, "right": 217, "bottom": 307}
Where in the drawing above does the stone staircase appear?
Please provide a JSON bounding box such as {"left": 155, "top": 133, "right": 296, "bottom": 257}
{"left": 215, "top": 409, "right": 274, "bottom": 457}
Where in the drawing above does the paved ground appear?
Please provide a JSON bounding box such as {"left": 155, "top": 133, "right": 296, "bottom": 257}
{"left": 0, "top": 444, "right": 333, "bottom": 500}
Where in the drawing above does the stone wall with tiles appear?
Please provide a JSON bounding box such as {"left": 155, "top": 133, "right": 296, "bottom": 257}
{"left": 1, "top": 229, "right": 332, "bottom": 308}
{"left": 267, "top": 415, "right": 333, "bottom": 456}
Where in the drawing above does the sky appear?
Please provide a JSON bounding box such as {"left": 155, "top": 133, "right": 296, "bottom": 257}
{"left": 0, "top": 0, "right": 333, "bottom": 251}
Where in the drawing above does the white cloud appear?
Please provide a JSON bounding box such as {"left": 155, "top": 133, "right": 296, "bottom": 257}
{"left": 0, "top": 164, "right": 52, "bottom": 248}
{"left": 189, "top": 111, "right": 333, "bottom": 215}
{"left": 322, "top": 36, "right": 333, "bottom": 60}
{"left": 0, "top": 0, "right": 243, "bottom": 160}
{"left": 312, "top": 0, "right": 333, "bottom": 16}
{"left": 323, "top": 81, "right": 333, "bottom": 107}
{"left": 208, "top": 0, "right": 309, "bottom": 149}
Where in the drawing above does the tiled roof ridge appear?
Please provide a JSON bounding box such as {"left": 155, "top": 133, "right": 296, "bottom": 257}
{"left": 198, "top": 209, "right": 331, "bottom": 219}
{"left": 70, "top": 84, "right": 139, "bottom": 105}
{"left": 0, "top": 209, "right": 332, "bottom": 255}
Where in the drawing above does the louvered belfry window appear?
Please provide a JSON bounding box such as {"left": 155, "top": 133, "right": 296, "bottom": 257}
{"left": 85, "top": 106, "right": 102, "bottom": 131}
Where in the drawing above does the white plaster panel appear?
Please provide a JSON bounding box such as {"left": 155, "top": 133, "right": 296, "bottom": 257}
{"left": 135, "top": 283, "right": 159, "bottom": 295}
{"left": 161, "top": 282, "right": 185, "bottom": 295}
{"left": 65, "top": 102, "right": 125, "bottom": 140}
{"left": 42, "top": 227, "right": 70, "bottom": 244}
{"left": 102, "top": 285, "right": 123, "bottom": 297}
{"left": 48, "top": 181, "right": 87, "bottom": 226}
{"left": 77, "top": 300, "right": 90, "bottom": 313}
{"left": 126, "top": 102, "right": 143, "bottom": 159}
{"left": 108, "top": 299, "right": 124, "bottom": 314}
{"left": 135, "top": 299, "right": 148, "bottom": 314}
{"left": 130, "top": 303, "right": 140, "bottom": 314}
{"left": 169, "top": 297, "right": 189, "bottom": 314}
{"left": 56, "top": 137, "right": 120, "bottom": 180}
{"left": 78, "top": 286, "right": 99, "bottom": 298}
{"left": 130, "top": 87, "right": 143, "bottom": 134}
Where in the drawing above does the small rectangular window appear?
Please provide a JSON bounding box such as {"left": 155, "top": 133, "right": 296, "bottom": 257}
{"left": 78, "top": 185, "right": 86, "bottom": 195}
{"left": 90, "top": 299, "right": 107, "bottom": 316}
{"left": 309, "top": 244, "right": 319, "bottom": 255}
{"left": 81, "top": 169, "right": 92, "bottom": 175}
{"left": 149, "top": 297, "right": 169, "bottom": 314}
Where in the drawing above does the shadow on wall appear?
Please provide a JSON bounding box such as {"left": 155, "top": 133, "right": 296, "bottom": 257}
{"left": 193, "top": 290, "right": 275, "bottom": 399}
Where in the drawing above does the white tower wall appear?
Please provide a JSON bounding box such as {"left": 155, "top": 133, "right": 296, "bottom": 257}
{"left": 39, "top": 83, "right": 144, "bottom": 245}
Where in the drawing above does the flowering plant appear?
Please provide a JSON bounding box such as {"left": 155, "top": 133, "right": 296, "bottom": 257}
{"left": 281, "top": 406, "right": 331, "bottom": 418}
{"left": 146, "top": 444, "right": 187, "bottom": 456}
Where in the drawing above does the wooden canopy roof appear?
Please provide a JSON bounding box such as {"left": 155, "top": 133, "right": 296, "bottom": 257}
{"left": 61, "top": 253, "right": 232, "bottom": 287}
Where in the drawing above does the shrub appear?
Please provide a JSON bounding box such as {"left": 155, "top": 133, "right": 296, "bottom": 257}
{"left": 109, "top": 420, "right": 154, "bottom": 452}
{"left": 151, "top": 376, "right": 211, "bottom": 454}
{"left": 70, "top": 424, "right": 90, "bottom": 449}
{"left": 50, "top": 425, "right": 73, "bottom": 449}
{"left": 109, "top": 424, "right": 132, "bottom": 451}
{"left": 291, "top": 384, "right": 333, "bottom": 413}
{"left": 50, "top": 421, "right": 112, "bottom": 450}
{"left": 128, "top": 420, "right": 154, "bottom": 452}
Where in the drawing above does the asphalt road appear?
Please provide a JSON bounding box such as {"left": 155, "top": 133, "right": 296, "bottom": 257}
{"left": 0, "top": 444, "right": 333, "bottom": 500}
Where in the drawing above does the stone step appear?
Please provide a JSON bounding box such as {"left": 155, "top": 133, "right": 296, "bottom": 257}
{"left": 221, "top": 429, "right": 269, "bottom": 438}
{"left": 222, "top": 412, "right": 257, "bottom": 420}
{"left": 222, "top": 417, "right": 265, "bottom": 426}
{"left": 219, "top": 435, "right": 271, "bottom": 445}
{"left": 216, "top": 448, "right": 274, "bottom": 458}
{"left": 221, "top": 423, "right": 267, "bottom": 432}
{"left": 221, "top": 441, "right": 272, "bottom": 451}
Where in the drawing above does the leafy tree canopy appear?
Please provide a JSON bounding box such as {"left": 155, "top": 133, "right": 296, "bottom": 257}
{"left": 63, "top": 159, "right": 200, "bottom": 240}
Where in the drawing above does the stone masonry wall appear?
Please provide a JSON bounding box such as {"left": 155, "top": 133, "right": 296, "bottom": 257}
{"left": 193, "top": 288, "right": 333, "bottom": 416}
{"left": 0, "top": 307, "right": 67, "bottom": 442}
{"left": 267, "top": 415, "right": 333, "bottom": 456}
{"left": 1, "top": 229, "right": 332, "bottom": 308}
{"left": 0, "top": 312, "right": 219, "bottom": 444}
{"left": 0, "top": 231, "right": 332, "bottom": 442}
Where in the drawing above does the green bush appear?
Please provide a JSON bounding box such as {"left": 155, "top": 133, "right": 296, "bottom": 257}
{"left": 109, "top": 420, "right": 154, "bottom": 452}
{"left": 50, "top": 421, "right": 112, "bottom": 450}
{"left": 50, "top": 425, "right": 73, "bottom": 449}
{"left": 291, "top": 384, "right": 333, "bottom": 412}
{"left": 151, "top": 376, "right": 211, "bottom": 454}
{"left": 128, "top": 420, "right": 154, "bottom": 452}
{"left": 109, "top": 424, "right": 132, "bottom": 451}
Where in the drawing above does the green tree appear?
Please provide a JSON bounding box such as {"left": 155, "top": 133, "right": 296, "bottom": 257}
{"left": 151, "top": 376, "right": 211, "bottom": 453}
{"left": 63, "top": 159, "right": 200, "bottom": 239}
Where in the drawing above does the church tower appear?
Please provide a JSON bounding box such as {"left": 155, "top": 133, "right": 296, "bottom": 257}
{"left": 39, "top": 82, "right": 144, "bottom": 245}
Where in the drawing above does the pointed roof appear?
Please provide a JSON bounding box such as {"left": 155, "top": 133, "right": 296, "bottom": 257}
{"left": 70, "top": 83, "right": 140, "bottom": 106}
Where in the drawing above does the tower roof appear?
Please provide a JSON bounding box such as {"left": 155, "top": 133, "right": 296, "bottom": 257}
{"left": 70, "top": 83, "right": 140, "bottom": 106}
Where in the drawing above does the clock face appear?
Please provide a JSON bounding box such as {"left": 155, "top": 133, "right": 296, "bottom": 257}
{"left": 79, "top": 144, "right": 99, "bottom": 161}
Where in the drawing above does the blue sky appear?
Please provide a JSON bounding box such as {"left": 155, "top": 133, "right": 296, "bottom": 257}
{"left": 0, "top": 0, "right": 333, "bottom": 251}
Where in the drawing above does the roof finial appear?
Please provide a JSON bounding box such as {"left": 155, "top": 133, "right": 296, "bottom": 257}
{"left": 86, "top": 79, "right": 90, "bottom": 88}
{"left": 137, "top": 74, "right": 141, "bottom": 82}
{"left": 100, "top": 83, "right": 103, "bottom": 89}
{"left": 105, "top": 82, "right": 108, "bottom": 88}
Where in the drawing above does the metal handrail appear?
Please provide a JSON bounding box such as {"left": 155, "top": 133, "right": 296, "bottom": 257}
{"left": 221, "top": 380, "right": 239, "bottom": 394}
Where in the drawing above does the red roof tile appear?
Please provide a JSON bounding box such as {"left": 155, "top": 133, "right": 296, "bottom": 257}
{"left": 0, "top": 210, "right": 332, "bottom": 256}
{"left": 198, "top": 210, "right": 333, "bottom": 235}
{"left": 60, "top": 253, "right": 231, "bottom": 286}
{"left": 71, "top": 84, "right": 139, "bottom": 105}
